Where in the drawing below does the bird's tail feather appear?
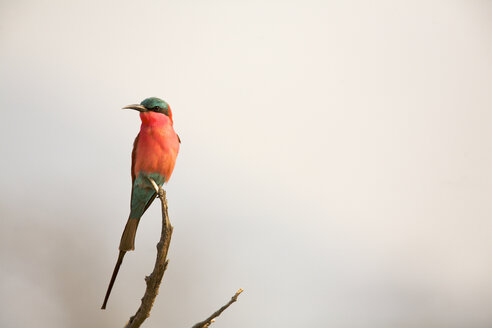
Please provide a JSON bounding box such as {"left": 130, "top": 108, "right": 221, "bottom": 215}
{"left": 119, "top": 218, "right": 140, "bottom": 251}
{"left": 101, "top": 218, "right": 139, "bottom": 310}
{"left": 101, "top": 250, "right": 126, "bottom": 309}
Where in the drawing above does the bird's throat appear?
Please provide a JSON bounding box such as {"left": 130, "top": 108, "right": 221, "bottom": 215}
{"left": 140, "top": 111, "right": 172, "bottom": 127}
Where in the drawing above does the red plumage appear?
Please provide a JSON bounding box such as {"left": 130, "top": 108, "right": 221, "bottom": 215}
{"left": 133, "top": 110, "right": 180, "bottom": 182}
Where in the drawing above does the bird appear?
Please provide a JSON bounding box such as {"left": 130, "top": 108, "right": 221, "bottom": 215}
{"left": 101, "top": 97, "right": 180, "bottom": 309}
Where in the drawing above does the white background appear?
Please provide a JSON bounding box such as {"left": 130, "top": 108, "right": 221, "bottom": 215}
{"left": 1, "top": 1, "right": 491, "bottom": 327}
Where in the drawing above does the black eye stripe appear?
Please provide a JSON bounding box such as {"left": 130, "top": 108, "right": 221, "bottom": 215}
{"left": 149, "top": 106, "right": 169, "bottom": 116}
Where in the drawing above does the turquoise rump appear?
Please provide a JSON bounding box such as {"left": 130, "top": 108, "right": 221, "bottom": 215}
{"left": 129, "top": 172, "right": 166, "bottom": 219}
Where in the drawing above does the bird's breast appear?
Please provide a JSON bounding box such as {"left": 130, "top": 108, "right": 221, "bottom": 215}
{"left": 133, "top": 125, "right": 179, "bottom": 182}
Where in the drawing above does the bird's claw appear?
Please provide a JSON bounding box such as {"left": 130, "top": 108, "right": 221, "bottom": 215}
{"left": 148, "top": 177, "right": 160, "bottom": 193}
{"left": 147, "top": 177, "right": 166, "bottom": 199}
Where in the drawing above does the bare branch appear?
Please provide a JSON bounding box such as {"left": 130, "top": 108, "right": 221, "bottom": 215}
{"left": 120, "top": 178, "right": 243, "bottom": 327}
{"left": 124, "top": 180, "right": 173, "bottom": 328}
{"left": 192, "top": 289, "right": 244, "bottom": 328}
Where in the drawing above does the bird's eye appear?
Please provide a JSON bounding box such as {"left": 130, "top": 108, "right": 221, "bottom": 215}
{"left": 153, "top": 106, "right": 160, "bottom": 111}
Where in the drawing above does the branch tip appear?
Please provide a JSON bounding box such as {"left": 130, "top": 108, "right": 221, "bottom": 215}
{"left": 191, "top": 288, "right": 244, "bottom": 328}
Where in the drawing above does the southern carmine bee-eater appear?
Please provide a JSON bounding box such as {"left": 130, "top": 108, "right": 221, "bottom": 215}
{"left": 101, "top": 97, "right": 180, "bottom": 309}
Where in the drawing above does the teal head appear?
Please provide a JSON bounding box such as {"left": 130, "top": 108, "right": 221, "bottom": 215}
{"left": 123, "top": 97, "right": 171, "bottom": 117}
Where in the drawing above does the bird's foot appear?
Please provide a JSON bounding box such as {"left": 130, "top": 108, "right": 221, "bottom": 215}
{"left": 148, "top": 177, "right": 165, "bottom": 199}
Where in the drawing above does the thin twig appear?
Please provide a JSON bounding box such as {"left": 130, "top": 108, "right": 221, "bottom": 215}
{"left": 124, "top": 179, "right": 173, "bottom": 328}
{"left": 192, "top": 289, "right": 244, "bottom": 328}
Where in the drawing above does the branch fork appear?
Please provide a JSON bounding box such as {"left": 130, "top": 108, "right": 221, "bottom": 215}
{"left": 122, "top": 178, "right": 242, "bottom": 328}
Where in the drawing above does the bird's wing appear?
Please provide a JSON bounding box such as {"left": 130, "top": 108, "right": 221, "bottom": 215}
{"left": 142, "top": 193, "right": 157, "bottom": 214}
{"left": 129, "top": 134, "right": 140, "bottom": 208}
{"left": 130, "top": 133, "right": 157, "bottom": 216}
{"left": 131, "top": 134, "right": 140, "bottom": 184}
{"left": 132, "top": 134, "right": 140, "bottom": 183}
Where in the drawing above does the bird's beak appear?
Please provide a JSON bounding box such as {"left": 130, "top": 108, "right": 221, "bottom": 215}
{"left": 122, "top": 104, "right": 147, "bottom": 112}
